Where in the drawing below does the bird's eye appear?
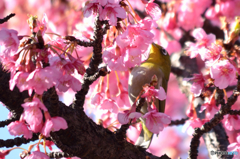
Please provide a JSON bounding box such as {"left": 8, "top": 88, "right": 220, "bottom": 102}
{"left": 161, "top": 48, "right": 168, "bottom": 55}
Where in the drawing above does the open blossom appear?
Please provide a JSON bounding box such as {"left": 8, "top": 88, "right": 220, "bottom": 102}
{"left": 99, "top": 3, "right": 126, "bottom": 26}
{"left": 99, "top": 89, "right": 119, "bottom": 113}
{"left": 118, "top": 103, "right": 142, "bottom": 124}
{"left": 210, "top": 60, "right": 237, "bottom": 89}
{"left": 145, "top": 0, "right": 162, "bottom": 20}
{"left": 199, "top": 43, "right": 222, "bottom": 64}
{"left": 182, "top": 118, "right": 207, "bottom": 136}
{"left": 41, "top": 117, "right": 68, "bottom": 137}
{"left": 7, "top": 121, "right": 33, "bottom": 139}
{"left": 184, "top": 73, "right": 205, "bottom": 97}
{"left": 228, "top": 134, "right": 240, "bottom": 159}
{"left": 83, "top": 0, "right": 102, "bottom": 18}
{"left": 185, "top": 28, "right": 216, "bottom": 58}
{"left": 141, "top": 85, "right": 166, "bottom": 102}
{"left": 142, "top": 108, "right": 171, "bottom": 134}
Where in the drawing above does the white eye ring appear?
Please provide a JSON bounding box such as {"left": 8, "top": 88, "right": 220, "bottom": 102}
{"left": 162, "top": 48, "right": 168, "bottom": 55}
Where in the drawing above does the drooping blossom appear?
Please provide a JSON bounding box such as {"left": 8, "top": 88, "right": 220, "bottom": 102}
{"left": 145, "top": 0, "right": 162, "bottom": 20}
{"left": 41, "top": 116, "right": 68, "bottom": 137}
{"left": 99, "top": 3, "right": 126, "bottom": 26}
{"left": 210, "top": 60, "right": 237, "bottom": 89}
{"left": 21, "top": 98, "right": 47, "bottom": 133}
{"left": 115, "top": 82, "right": 131, "bottom": 108}
{"left": 0, "top": 150, "right": 10, "bottom": 159}
{"left": 142, "top": 108, "right": 171, "bottom": 134}
{"left": 184, "top": 73, "right": 205, "bottom": 97}
{"left": 7, "top": 121, "right": 33, "bottom": 139}
{"left": 99, "top": 89, "right": 119, "bottom": 113}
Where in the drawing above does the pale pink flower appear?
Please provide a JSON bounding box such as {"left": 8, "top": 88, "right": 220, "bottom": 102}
{"left": 99, "top": 3, "right": 126, "bottom": 26}
{"left": 25, "top": 151, "right": 50, "bottom": 159}
{"left": 9, "top": 72, "right": 30, "bottom": 92}
{"left": 7, "top": 121, "right": 32, "bottom": 139}
{"left": 83, "top": 0, "right": 102, "bottom": 18}
{"left": 117, "top": 103, "right": 142, "bottom": 124}
{"left": 224, "top": 115, "right": 240, "bottom": 131}
{"left": 210, "top": 60, "right": 237, "bottom": 89}
{"left": 182, "top": 118, "right": 206, "bottom": 136}
{"left": 99, "top": 89, "right": 119, "bottom": 113}
{"left": 145, "top": 0, "right": 162, "bottom": 20}
{"left": 200, "top": 95, "right": 219, "bottom": 119}
{"left": 91, "top": 92, "right": 103, "bottom": 106}
{"left": 199, "top": 43, "right": 222, "bottom": 63}
{"left": 36, "top": 13, "right": 48, "bottom": 35}
{"left": 228, "top": 134, "right": 240, "bottom": 159}
{"left": 186, "top": 28, "right": 216, "bottom": 58}
{"left": 26, "top": 66, "right": 56, "bottom": 95}
{"left": 41, "top": 117, "right": 68, "bottom": 137}
{"left": 99, "top": 0, "right": 119, "bottom": 6}
{"left": 0, "top": 28, "right": 19, "bottom": 57}
{"left": 115, "top": 82, "right": 130, "bottom": 108}
{"left": 184, "top": 73, "right": 205, "bottom": 97}
{"left": 141, "top": 86, "right": 166, "bottom": 103}
{"left": 142, "top": 109, "right": 171, "bottom": 134}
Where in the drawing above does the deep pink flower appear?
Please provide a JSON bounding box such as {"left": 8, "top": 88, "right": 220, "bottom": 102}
{"left": 0, "top": 150, "right": 10, "bottom": 159}
{"left": 7, "top": 121, "right": 32, "bottom": 139}
{"left": 25, "top": 151, "right": 50, "bottom": 159}
{"left": 199, "top": 43, "right": 222, "bottom": 63}
{"left": 99, "top": 3, "right": 126, "bottom": 26}
{"left": 141, "top": 85, "right": 166, "bottom": 103}
{"left": 142, "top": 109, "right": 171, "bottom": 134}
{"left": 228, "top": 134, "right": 240, "bottom": 159}
{"left": 41, "top": 117, "right": 68, "bottom": 137}
{"left": 145, "top": 1, "right": 162, "bottom": 20}
{"left": 210, "top": 60, "right": 237, "bottom": 89}
{"left": 184, "top": 73, "right": 205, "bottom": 97}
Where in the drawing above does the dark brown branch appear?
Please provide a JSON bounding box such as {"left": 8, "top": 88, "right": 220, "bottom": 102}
{"left": 169, "top": 117, "right": 189, "bottom": 126}
{"left": 0, "top": 133, "right": 39, "bottom": 148}
{"left": 64, "top": 36, "right": 94, "bottom": 47}
{"left": 0, "top": 13, "right": 15, "bottom": 24}
{"left": 229, "top": 110, "right": 240, "bottom": 115}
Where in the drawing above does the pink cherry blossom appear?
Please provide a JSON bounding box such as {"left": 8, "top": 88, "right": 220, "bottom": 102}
{"left": 228, "top": 134, "right": 240, "bottom": 159}
{"left": 142, "top": 109, "right": 171, "bottom": 134}
{"left": 117, "top": 103, "right": 142, "bottom": 124}
{"left": 9, "top": 71, "right": 30, "bottom": 92}
{"left": 184, "top": 73, "right": 205, "bottom": 97}
{"left": 25, "top": 151, "right": 50, "bottom": 159}
{"left": 145, "top": 1, "right": 162, "bottom": 20}
{"left": 200, "top": 95, "right": 219, "bottom": 119}
{"left": 182, "top": 118, "right": 207, "bottom": 136}
{"left": 141, "top": 85, "right": 166, "bottom": 103}
{"left": 224, "top": 115, "right": 240, "bottom": 131}
{"left": 199, "top": 43, "right": 222, "bottom": 63}
{"left": 210, "top": 60, "right": 237, "bottom": 89}
{"left": 185, "top": 28, "right": 216, "bottom": 58}
{"left": 115, "top": 82, "right": 130, "bottom": 108}
{"left": 7, "top": 121, "right": 32, "bottom": 139}
{"left": 41, "top": 117, "right": 68, "bottom": 137}
{"left": 99, "top": 0, "right": 119, "bottom": 6}
{"left": 83, "top": 0, "right": 102, "bottom": 18}
{"left": 99, "top": 89, "right": 119, "bottom": 113}
{"left": 91, "top": 92, "right": 103, "bottom": 106}
{"left": 99, "top": 3, "right": 126, "bottom": 26}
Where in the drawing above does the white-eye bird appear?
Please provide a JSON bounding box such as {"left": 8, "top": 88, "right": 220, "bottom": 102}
{"left": 128, "top": 43, "right": 171, "bottom": 148}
